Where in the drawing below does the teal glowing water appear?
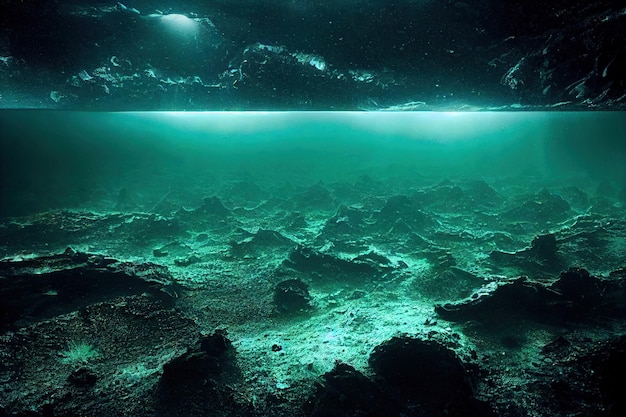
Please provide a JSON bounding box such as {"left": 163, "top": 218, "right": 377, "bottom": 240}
{"left": 1, "top": 111, "right": 625, "bottom": 217}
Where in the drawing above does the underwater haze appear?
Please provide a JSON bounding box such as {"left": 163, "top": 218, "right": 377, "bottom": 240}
{"left": 2, "top": 111, "right": 625, "bottom": 218}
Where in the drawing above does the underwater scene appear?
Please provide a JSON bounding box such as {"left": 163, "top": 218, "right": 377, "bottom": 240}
{"left": 1, "top": 111, "right": 626, "bottom": 417}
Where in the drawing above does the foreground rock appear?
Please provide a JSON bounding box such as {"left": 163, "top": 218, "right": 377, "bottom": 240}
{"left": 435, "top": 268, "right": 626, "bottom": 325}
{"left": 307, "top": 335, "right": 496, "bottom": 417}
{"left": 0, "top": 247, "right": 176, "bottom": 332}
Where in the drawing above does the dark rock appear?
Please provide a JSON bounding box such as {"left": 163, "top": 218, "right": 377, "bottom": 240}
{"left": 503, "top": 189, "right": 571, "bottom": 223}
{"left": 173, "top": 254, "right": 201, "bottom": 267}
{"left": 586, "top": 336, "right": 626, "bottom": 417}
{"left": 230, "top": 229, "right": 295, "bottom": 257}
{"left": 368, "top": 336, "right": 497, "bottom": 417}
{"left": 293, "top": 183, "right": 337, "bottom": 211}
{"left": 158, "top": 331, "right": 243, "bottom": 416}
{"left": 432, "top": 252, "right": 458, "bottom": 271}
{"left": 114, "top": 187, "right": 138, "bottom": 211}
{"left": 418, "top": 181, "right": 466, "bottom": 209}
{"left": 541, "top": 336, "right": 572, "bottom": 358}
{"left": 117, "top": 214, "right": 184, "bottom": 243}
{"left": 252, "top": 230, "right": 293, "bottom": 247}
{"left": 322, "top": 205, "right": 369, "bottom": 237}
{"left": 273, "top": 279, "right": 312, "bottom": 314}
{"left": 353, "top": 251, "right": 396, "bottom": 269}
{"left": 348, "top": 290, "right": 366, "bottom": 300}
{"left": 382, "top": 219, "right": 415, "bottom": 241}
{"left": 375, "top": 195, "right": 433, "bottom": 232}
{"left": 284, "top": 212, "right": 307, "bottom": 230}
{"left": 562, "top": 186, "right": 590, "bottom": 210}
{"left": 67, "top": 367, "right": 98, "bottom": 387}
{"left": 0, "top": 248, "right": 174, "bottom": 331}
{"left": 369, "top": 337, "right": 470, "bottom": 401}
{"left": 2, "top": 295, "right": 197, "bottom": 417}
{"left": 550, "top": 267, "right": 613, "bottom": 309}
{"left": 420, "top": 267, "right": 482, "bottom": 301}
{"left": 304, "top": 362, "right": 402, "bottom": 417}
{"left": 152, "top": 248, "right": 168, "bottom": 258}
{"left": 529, "top": 233, "right": 558, "bottom": 260}
{"left": 436, "top": 268, "right": 626, "bottom": 325}
{"left": 177, "top": 196, "right": 232, "bottom": 230}
{"left": 490, "top": 233, "right": 566, "bottom": 275}
{"left": 196, "top": 233, "right": 209, "bottom": 242}
{"left": 435, "top": 277, "right": 561, "bottom": 324}
{"left": 0, "top": 211, "right": 184, "bottom": 247}
{"left": 537, "top": 336, "right": 626, "bottom": 417}
{"left": 465, "top": 180, "right": 500, "bottom": 206}
{"left": 162, "top": 331, "right": 237, "bottom": 384}
{"left": 196, "top": 196, "right": 231, "bottom": 217}
{"left": 284, "top": 245, "right": 381, "bottom": 279}
{"left": 609, "top": 267, "right": 626, "bottom": 280}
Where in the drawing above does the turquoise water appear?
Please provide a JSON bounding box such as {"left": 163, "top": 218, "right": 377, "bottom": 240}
{"left": 2, "top": 111, "right": 626, "bottom": 416}
{"left": 1, "top": 111, "right": 624, "bottom": 218}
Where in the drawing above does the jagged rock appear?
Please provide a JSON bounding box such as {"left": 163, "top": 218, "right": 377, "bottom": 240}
{"left": 67, "top": 367, "right": 98, "bottom": 387}
{"left": 157, "top": 331, "right": 244, "bottom": 416}
{"left": 117, "top": 214, "right": 184, "bottom": 242}
{"left": 417, "top": 181, "right": 466, "bottom": 209}
{"left": 490, "top": 233, "right": 566, "bottom": 275}
{"left": 503, "top": 189, "right": 571, "bottom": 223}
{"left": 541, "top": 336, "right": 573, "bottom": 359}
{"left": 0, "top": 295, "right": 197, "bottom": 416}
{"left": 562, "top": 186, "right": 590, "bottom": 210}
{"left": 229, "top": 229, "right": 295, "bottom": 257}
{"left": 420, "top": 267, "right": 482, "bottom": 301}
{"left": 173, "top": 253, "right": 202, "bottom": 267}
{"left": 369, "top": 337, "right": 470, "bottom": 400}
{"left": 530, "top": 233, "right": 559, "bottom": 260}
{"left": 0, "top": 248, "right": 174, "bottom": 331}
{"left": 436, "top": 268, "right": 626, "bottom": 325}
{"left": 283, "top": 245, "right": 383, "bottom": 279}
{"left": 194, "top": 196, "right": 231, "bottom": 217}
{"left": 369, "top": 336, "right": 496, "bottom": 417}
{"left": 465, "top": 180, "right": 501, "bottom": 206}
{"left": 585, "top": 336, "right": 626, "bottom": 417}
{"left": 283, "top": 211, "right": 307, "bottom": 231}
{"left": 292, "top": 183, "right": 337, "bottom": 211}
{"left": 551, "top": 267, "right": 611, "bottom": 308}
{"left": 304, "top": 362, "right": 401, "bottom": 417}
{"left": 273, "top": 279, "right": 312, "bottom": 314}
{"left": 176, "top": 196, "right": 232, "bottom": 230}
{"left": 161, "top": 332, "right": 236, "bottom": 383}
{"left": 114, "top": 187, "right": 139, "bottom": 211}
{"left": 374, "top": 194, "right": 434, "bottom": 232}
{"left": 321, "top": 205, "right": 369, "bottom": 237}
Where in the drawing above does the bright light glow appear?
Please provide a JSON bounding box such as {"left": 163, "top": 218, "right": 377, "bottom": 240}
{"left": 125, "top": 111, "right": 559, "bottom": 145}
{"left": 159, "top": 14, "right": 199, "bottom": 38}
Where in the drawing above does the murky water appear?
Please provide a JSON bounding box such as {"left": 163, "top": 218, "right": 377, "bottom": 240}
{"left": 2, "top": 111, "right": 624, "bottom": 217}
